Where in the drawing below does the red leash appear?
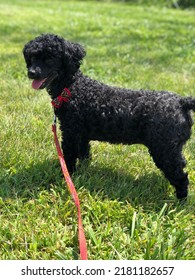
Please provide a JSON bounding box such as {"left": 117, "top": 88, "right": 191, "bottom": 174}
{"left": 52, "top": 116, "right": 88, "bottom": 260}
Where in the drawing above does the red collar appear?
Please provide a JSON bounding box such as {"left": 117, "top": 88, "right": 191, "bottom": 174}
{"left": 51, "top": 88, "right": 72, "bottom": 108}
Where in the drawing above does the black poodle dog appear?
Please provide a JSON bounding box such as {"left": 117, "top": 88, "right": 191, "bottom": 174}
{"left": 23, "top": 33, "right": 195, "bottom": 199}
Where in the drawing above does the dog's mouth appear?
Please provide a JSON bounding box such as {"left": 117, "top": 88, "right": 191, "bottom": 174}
{"left": 32, "top": 73, "right": 58, "bottom": 90}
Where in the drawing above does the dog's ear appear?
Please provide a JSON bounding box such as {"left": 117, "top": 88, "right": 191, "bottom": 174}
{"left": 62, "top": 40, "right": 86, "bottom": 73}
{"left": 71, "top": 42, "right": 86, "bottom": 66}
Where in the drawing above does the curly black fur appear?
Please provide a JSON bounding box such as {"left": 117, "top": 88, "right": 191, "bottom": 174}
{"left": 23, "top": 33, "right": 195, "bottom": 199}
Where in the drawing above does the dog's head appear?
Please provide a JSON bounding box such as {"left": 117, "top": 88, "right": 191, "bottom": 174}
{"left": 23, "top": 33, "right": 86, "bottom": 90}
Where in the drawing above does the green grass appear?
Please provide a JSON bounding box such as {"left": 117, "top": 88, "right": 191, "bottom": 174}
{"left": 0, "top": 0, "right": 195, "bottom": 260}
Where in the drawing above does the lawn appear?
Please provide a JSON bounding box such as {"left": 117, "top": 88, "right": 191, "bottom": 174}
{"left": 0, "top": 0, "right": 194, "bottom": 260}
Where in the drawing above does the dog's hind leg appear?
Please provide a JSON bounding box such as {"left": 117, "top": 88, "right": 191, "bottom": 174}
{"left": 149, "top": 145, "right": 189, "bottom": 199}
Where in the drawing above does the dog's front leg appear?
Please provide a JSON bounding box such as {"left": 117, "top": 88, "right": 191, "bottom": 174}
{"left": 61, "top": 133, "right": 79, "bottom": 175}
{"left": 78, "top": 138, "right": 91, "bottom": 162}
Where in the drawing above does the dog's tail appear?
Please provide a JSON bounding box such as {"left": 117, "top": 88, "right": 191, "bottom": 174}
{"left": 180, "top": 97, "right": 195, "bottom": 112}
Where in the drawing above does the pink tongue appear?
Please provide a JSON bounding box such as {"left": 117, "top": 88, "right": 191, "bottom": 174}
{"left": 32, "top": 78, "right": 47, "bottom": 90}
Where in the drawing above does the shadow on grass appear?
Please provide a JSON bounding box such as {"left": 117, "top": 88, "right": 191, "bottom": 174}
{"left": 0, "top": 157, "right": 180, "bottom": 212}
{"left": 74, "top": 161, "right": 175, "bottom": 210}
{"left": 0, "top": 159, "right": 62, "bottom": 199}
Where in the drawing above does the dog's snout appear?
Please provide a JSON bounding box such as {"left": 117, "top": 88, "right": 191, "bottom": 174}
{"left": 28, "top": 67, "right": 41, "bottom": 79}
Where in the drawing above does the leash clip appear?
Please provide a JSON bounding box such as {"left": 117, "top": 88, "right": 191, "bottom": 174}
{"left": 52, "top": 114, "right": 57, "bottom": 133}
{"left": 53, "top": 114, "right": 57, "bottom": 126}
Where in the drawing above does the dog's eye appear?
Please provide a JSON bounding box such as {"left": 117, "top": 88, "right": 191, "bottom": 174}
{"left": 45, "top": 58, "right": 53, "bottom": 65}
{"left": 31, "top": 57, "right": 37, "bottom": 64}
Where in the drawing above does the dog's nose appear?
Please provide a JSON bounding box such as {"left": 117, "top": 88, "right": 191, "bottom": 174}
{"left": 28, "top": 67, "right": 41, "bottom": 79}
